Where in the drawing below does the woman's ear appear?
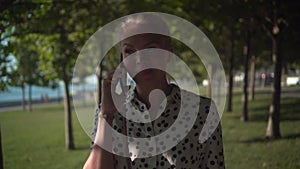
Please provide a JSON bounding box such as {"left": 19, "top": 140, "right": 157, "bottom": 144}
{"left": 169, "top": 46, "right": 174, "bottom": 54}
{"left": 165, "top": 46, "right": 174, "bottom": 63}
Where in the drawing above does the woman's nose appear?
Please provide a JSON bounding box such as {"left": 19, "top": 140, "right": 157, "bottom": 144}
{"left": 135, "top": 51, "right": 142, "bottom": 65}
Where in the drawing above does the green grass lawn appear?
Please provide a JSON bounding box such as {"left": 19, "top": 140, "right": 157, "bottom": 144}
{"left": 222, "top": 87, "right": 300, "bottom": 169}
{"left": 0, "top": 105, "right": 91, "bottom": 169}
{"left": 0, "top": 87, "right": 300, "bottom": 169}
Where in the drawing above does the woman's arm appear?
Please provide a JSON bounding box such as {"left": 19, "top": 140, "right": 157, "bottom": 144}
{"left": 83, "top": 113, "right": 114, "bottom": 169}
{"left": 84, "top": 69, "right": 120, "bottom": 169}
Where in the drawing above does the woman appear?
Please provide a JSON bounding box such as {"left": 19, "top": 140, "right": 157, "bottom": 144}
{"left": 84, "top": 14, "right": 225, "bottom": 169}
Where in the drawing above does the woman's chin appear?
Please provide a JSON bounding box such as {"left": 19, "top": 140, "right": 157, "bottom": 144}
{"left": 134, "top": 70, "right": 156, "bottom": 82}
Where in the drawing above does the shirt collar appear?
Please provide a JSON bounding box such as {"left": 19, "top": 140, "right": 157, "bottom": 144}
{"left": 126, "top": 83, "right": 181, "bottom": 111}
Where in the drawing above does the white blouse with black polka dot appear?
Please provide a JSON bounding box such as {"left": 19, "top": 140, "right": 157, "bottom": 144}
{"left": 91, "top": 84, "right": 225, "bottom": 169}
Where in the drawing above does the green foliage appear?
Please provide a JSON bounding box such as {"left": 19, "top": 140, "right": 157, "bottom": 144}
{"left": 0, "top": 0, "right": 298, "bottom": 90}
{"left": 10, "top": 34, "right": 56, "bottom": 88}
{"left": 0, "top": 9, "right": 13, "bottom": 91}
{"left": 172, "top": 39, "right": 208, "bottom": 83}
{"left": 0, "top": 1, "right": 46, "bottom": 91}
{"left": 0, "top": 45, "right": 13, "bottom": 91}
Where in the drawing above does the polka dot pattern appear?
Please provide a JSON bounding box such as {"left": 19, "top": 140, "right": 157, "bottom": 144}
{"left": 91, "top": 84, "right": 225, "bottom": 168}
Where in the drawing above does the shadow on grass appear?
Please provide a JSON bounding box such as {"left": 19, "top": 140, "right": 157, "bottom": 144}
{"left": 73, "top": 146, "right": 90, "bottom": 151}
{"left": 247, "top": 97, "right": 300, "bottom": 122}
{"left": 238, "top": 133, "right": 300, "bottom": 144}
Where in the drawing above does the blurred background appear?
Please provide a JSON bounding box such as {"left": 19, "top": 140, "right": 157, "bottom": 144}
{"left": 0, "top": 0, "right": 299, "bottom": 168}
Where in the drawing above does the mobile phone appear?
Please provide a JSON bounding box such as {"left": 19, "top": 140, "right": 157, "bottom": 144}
{"left": 118, "top": 54, "right": 135, "bottom": 94}
{"left": 119, "top": 53, "right": 132, "bottom": 168}
{"left": 119, "top": 54, "right": 127, "bottom": 92}
{"left": 114, "top": 53, "right": 128, "bottom": 96}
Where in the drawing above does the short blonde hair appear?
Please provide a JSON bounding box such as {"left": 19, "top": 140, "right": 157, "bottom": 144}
{"left": 119, "top": 13, "right": 171, "bottom": 46}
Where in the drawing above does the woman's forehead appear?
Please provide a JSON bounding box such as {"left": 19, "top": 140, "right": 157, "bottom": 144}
{"left": 121, "top": 19, "right": 169, "bottom": 36}
{"left": 121, "top": 33, "right": 166, "bottom": 47}
{"left": 119, "top": 21, "right": 170, "bottom": 46}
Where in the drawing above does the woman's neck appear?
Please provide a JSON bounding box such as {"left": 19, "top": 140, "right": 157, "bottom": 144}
{"left": 135, "top": 80, "right": 172, "bottom": 108}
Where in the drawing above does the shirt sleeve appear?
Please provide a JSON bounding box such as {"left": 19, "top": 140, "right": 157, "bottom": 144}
{"left": 199, "top": 100, "right": 225, "bottom": 169}
{"left": 90, "top": 106, "right": 128, "bottom": 169}
{"left": 90, "top": 105, "right": 100, "bottom": 149}
{"left": 203, "top": 122, "right": 225, "bottom": 169}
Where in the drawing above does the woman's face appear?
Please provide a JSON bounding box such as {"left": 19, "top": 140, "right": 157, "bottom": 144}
{"left": 121, "top": 32, "right": 172, "bottom": 84}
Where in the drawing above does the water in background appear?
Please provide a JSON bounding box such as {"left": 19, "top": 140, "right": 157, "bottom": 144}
{"left": 0, "top": 80, "right": 132, "bottom": 107}
{"left": 0, "top": 85, "right": 62, "bottom": 102}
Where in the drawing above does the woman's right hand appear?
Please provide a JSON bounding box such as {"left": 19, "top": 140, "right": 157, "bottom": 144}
{"left": 85, "top": 70, "right": 121, "bottom": 169}
{"left": 101, "top": 69, "right": 127, "bottom": 116}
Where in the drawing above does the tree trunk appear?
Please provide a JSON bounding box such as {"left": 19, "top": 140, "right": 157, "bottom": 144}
{"left": 21, "top": 84, "right": 26, "bottom": 111}
{"left": 249, "top": 55, "right": 256, "bottom": 101}
{"left": 207, "top": 64, "right": 212, "bottom": 98}
{"left": 82, "top": 83, "right": 87, "bottom": 106}
{"left": 28, "top": 84, "right": 32, "bottom": 112}
{"left": 227, "top": 27, "right": 234, "bottom": 112}
{"left": 261, "top": 74, "right": 266, "bottom": 88}
{"left": 57, "top": 86, "right": 61, "bottom": 103}
{"left": 63, "top": 79, "right": 75, "bottom": 149}
{"left": 241, "top": 32, "right": 250, "bottom": 122}
{"left": 96, "top": 62, "right": 103, "bottom": 106}
{"left": 266, "top": 34, "right": 282, "bottom": 139}
{"left": 96, "top": 41, "right": 104, "bottom": 106}
{"left": 282, "top": 62, "right": 288, "bottom": 87}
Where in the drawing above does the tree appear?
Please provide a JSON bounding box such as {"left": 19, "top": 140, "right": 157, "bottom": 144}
{"left": 249, "top": 55, "right": 256, "bottom": 101}
{"left": 229, "top": 0, "right": 260, "bottom": 121}
{"left": 248, "top": 30, "right": 269, "bottom": 101}
{"left": 0, "top": 43, "right": 13, "bottom": 91}
{"left": 255, "top": 0, "right": 300, "bottom": 138}
{"left": 203, "top": 0, "right": 253, "bottom": 114}
{"left": 238, "top": 7, "right": 256, "bottom": 122}
{"left": 36, "top": 5, "right": 78, "bottom": 148}
{"left": 11, "top": 34, "right": 54, "bottom": 112}
{"left": 0, "top": 1, "right": 39, "bottom": 91}
{"left": 15, "top": 0, "right": 131, "bottom": 149}
{"left": 10, "top": 68, "right": 26, "bottom": 111}
{"left": 0, "top": 7, "right": 15, "bottom": 91}
{"left": 217, "top": 0, "right": 241, "bottom": 113}
{"left": 241, "top": 30, "right": 251, "bottom": 121}
{"left": 34, "top": 1, "right": 117, "bottom": 149}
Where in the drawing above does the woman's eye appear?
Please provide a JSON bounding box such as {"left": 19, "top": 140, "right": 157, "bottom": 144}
{"left": 124, "top": 49, "right": 134, "bottom": 55}
{"left": 147, "top": 46, "right": 157, "bottom": 49}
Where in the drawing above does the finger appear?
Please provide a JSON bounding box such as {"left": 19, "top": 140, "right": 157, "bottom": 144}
{"left": 104, "top": 69, "right": 116, "bottom": 79}
{"left": 108, "top": 70, "right": 123, "bottom": 81}
{"left": 102, "top": 79, "right": 118, "bottom": 93}
{"left": 103, "top": 79, "right": 113, "bottom": 87}
{"left": 120, "top": 69, "right": 127, "bottom": 85}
